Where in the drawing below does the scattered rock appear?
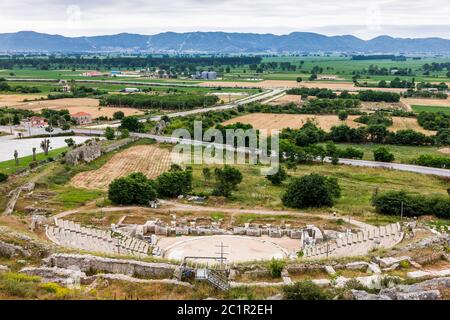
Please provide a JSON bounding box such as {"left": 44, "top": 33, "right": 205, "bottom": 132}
{"left": 374, "top": 256, "right": 410, "bottom": 268}
{"left": 396, "top": 290, "right": 441, "bottom": 300}
{"left": 367, "top": 263, "right": 382, "bottom": 274}
{"left": 0, "top": 240, "right": 31, "bottom": 258}
{"left": 382, "top": 263, "right": 400, "bottom": 272}
{"left": 324, "top": 265, "right": 336, "bottom": 275}
{"left": 351, "top": 290, "right": 392, "bottom": 300}
{"left": 20, "top": 267, "right": 86, "bottom": 284}
{"left": 0, "top": 265, "right": 10, "bottom": 273}
{"left": 267, "top": 294, "right": 283, "bottom": 300}
{"left": 345, "top": 261, "right": 369, "bottom": 271}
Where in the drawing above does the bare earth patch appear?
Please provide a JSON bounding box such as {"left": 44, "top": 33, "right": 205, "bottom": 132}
{"left": 390, "top": 117, "right": 436, "bottom": 136}
{"left": 71, "top": 145, "right": 173, "bottom": 190}
{"left": 0, "top": 94, "right": 46, "bottom": 107}
{"left": 8, "top": 98, "right": 143, "bottom": 118}
{"left": 438, "top": 148, "right": 450, "bottom": 155}
{"left": 269, "top": 94, "right": 302, "bottom": 105}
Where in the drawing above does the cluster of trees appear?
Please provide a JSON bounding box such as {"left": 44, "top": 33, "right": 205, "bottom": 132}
{"left": 101, "top": 94, "right": 219, "bottom": 110}
{"left": 412, "top": 154, "right": 450, "bottom": 169}
{"left": 287, "top": 87, "right": 401, "bottom": 103}
{"left": 416, "top": 82, "right": 449, "bottom": 91}
{"left": 287, "top": 88, "right": 337, "bottom": 99}
{"left": 282, "top": 173, "right": 341, "bottom": 209}
{"left": 0, "top": 108, "right": 36, "bottom": 125}
{"left": 378, "top": 78, "right": 414, "bottom": 89}
{"left": 354, "top": 111, "right": 393, "bottom": 127}
{"left": 372, "top": 191, "right": 450, "bottom": 219}
{"left": 0, "top": 78, "right": 41, "bottom": 93}
{"left": 417, "top": 112, "right": 450, "bottom": 131}
{"left": 356, "top": 90, "right": 401, "bottom": 103}
{"left": 0, "top": 56, "right": 262, "bottom": 72}
{"left": 108, "top": 166, "right": 193, "bottom": 205}
{"left": 283, "top": 121, "right": 434, "bottom": 147}
{"left": 402, "top": 90, "right": 448, "bottom": 100}
{"left": 47, "top": 86, "right": 107, "bottom": 100}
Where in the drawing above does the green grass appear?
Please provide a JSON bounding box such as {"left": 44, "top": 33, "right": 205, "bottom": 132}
{"left": 55, "top": 187, "right": 105, "bottom": 209}
{"left": 191, "top": 162, "right": 449, "bottom": 216}
{"left": 412, "top": 105, "right": 450, "bottom": 115}
{"left": 0, "top": 147, "right": 68, "bottom": 175}
{"left": 319, "top": 143, "right": 446, "bottom": 164}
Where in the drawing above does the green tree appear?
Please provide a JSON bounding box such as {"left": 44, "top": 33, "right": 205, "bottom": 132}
{"left": 104, "top": 127, "right": 116, "bottom": 140}
{"left": 282, "top": 173, "right": 341, "bottom": 208}
{"left": 213, "top": 166, "right": 243, "bottom": 197}
{"left": 338, "top": 110, "right": 348, "bottom": 121}
{"left": 156, "top": 169, "right": 193, "bottom": 198}
{"left": 266, "top": 167, "right": 288, "bottom": 185}
{"left": 65, "top": 138, "right": 75, "bottom": 147}
{"left": 296, "top": 77, "right": 303, "bottom": 83}
{"left": 108, "top": 172, "right": 157, "bottom": 205}
{"left": 373, "top": 147, "right": 395, "bottom": 162}
{"left": 120, "top": 116, "right": 144, "bottom": 132}
{"left": 113, "top": 111, "right": 125, "bottom": 120}
{"left": 119, "top": 129, "right": 130, "bottom": 139}
{"left": 202, "top": 167, "right": 212, "bottom": 181}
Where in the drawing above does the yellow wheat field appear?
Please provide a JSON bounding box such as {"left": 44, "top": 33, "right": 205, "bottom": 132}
{"left": 71, "top": 145, "right": 173, "bottom": 190}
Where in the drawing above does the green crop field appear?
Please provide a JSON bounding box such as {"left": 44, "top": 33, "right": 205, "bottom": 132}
{"left": 412, "top": 105, "right": 450, "bottom": 115}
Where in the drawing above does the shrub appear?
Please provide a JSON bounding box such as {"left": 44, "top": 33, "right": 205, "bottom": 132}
{"left": 0, "top": 172, "right": 8, "bottom": 183}
{"left": 269, "top": 259, "right": 286, "bottom": 278}
{"left": 372, "top": 190, "right": 450, "bottom": 219}
{"left": 104, "top": 127, "right": 116, "bottom": 140}
{"left": 282, "top": 173, "right": 341, "bottom": 208}
{"left": 266, "top": 166, "right": 288, "bottom": 185}
{"left": 373, "top": 147, "right": 395, "bottom": 162}
{"left": 108, "top": 172, "right": 157, "bottom": 205}
{"left": 283, "top": 280, "right": 330, "bottom": 300}
{"left": 413, "top": 155, "right": 450, "bottom": 169}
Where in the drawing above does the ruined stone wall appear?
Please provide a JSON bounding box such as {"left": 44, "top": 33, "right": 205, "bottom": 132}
{"left": 65, "top": 140, "right": 102, "bottom": 165}
{"left": 44, "top": 253, "right": 176, "bottom": 279}
{"left": 303, "top": 223, "right": 404, "bottom": 260}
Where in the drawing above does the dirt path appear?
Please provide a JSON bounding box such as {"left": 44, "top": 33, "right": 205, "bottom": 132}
{"left": 53, "top": 200, "right": 376, "bottom": 231}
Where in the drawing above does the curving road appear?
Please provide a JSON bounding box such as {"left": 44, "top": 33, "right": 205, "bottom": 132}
{"left": 87, "top": 88, "right": 285, "bottom": 129}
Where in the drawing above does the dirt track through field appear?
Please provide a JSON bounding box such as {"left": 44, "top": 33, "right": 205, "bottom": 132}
{"left": 71, "top": 145, "right": 173, "bottom": 190}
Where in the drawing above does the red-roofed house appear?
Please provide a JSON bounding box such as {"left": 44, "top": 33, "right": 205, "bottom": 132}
{"left": 71, "top": 112, "right": 93, "bottom": 125}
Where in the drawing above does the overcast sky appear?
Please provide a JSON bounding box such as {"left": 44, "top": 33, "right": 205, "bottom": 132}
{"left": 0, "top": 0, "right": 449, "bottom": 39}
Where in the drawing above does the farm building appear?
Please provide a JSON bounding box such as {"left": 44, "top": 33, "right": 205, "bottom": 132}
{"left": 71, "top": 112, "right": 93, "bottom": 125}
{"left": 21, "top": 116, "right": 48, "bottom": 128}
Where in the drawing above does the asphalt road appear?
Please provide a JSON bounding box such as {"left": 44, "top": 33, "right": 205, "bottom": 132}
{"left": 87, "top": 88, "right": 285, "bottom": 129}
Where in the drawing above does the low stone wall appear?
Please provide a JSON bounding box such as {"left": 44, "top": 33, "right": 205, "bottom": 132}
{"left": 43, "top": 253, "right": 177, "bottom": 279}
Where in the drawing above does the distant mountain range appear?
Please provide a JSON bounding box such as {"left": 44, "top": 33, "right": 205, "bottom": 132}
{"left": 1, "top": 31, "right": 450, "bottom": 54}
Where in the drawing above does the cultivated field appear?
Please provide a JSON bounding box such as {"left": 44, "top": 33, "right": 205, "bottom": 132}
{"left": 71, "top": 145, "right": 173, "bottom": 190}
{"left": 200, "top": 80, "right": 408, "bottom": 92}
{"left": 223, "top": 113, "right": 435, "bottom": 135}
{"left": 269, "top": 94, "right": 302, "bottom": 105}
{"left": 0, "top": 94, "right": 46, "bottom": 107}
{"left": 403, "top": 98, "right": 450, "bottom": 108}
{"left": 8, "top": 97, "right": 143, "bottom": 118}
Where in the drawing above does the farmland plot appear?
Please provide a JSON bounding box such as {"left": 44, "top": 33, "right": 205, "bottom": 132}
{"left": 71, "top": 145, "right": 173, "bottom": 190}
